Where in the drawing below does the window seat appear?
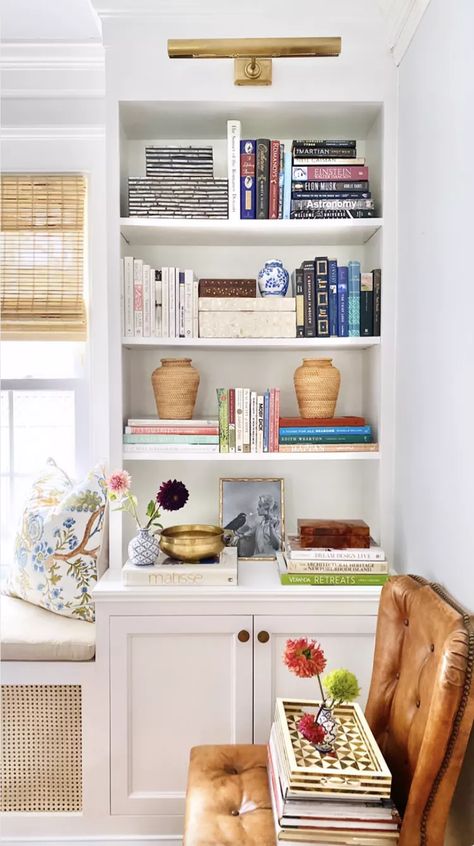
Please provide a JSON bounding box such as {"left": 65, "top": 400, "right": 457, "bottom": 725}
{"left": 0, "top": 595, "right": 95, "bottom": 661}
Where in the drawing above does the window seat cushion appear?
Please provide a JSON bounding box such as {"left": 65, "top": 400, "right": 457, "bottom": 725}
{"left": 0, "top": 595, "right": 95, "bottom": 661}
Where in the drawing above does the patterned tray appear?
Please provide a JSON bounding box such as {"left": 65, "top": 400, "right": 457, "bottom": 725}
{"left": 275, "top": 698, "right": 392, "bottom": 799}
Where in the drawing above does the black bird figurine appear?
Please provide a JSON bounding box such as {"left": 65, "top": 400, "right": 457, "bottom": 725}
{"left": 224, "top": 512, "right": 247, "bottom": 532}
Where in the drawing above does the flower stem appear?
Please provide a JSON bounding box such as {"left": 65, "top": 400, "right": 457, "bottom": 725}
{"left": 316, "top": 673, "right": 325, "bottom": 702}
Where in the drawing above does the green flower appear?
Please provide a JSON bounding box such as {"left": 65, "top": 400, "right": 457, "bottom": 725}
{"left": 323, "top": 668, "right": 360, "bottom": 704}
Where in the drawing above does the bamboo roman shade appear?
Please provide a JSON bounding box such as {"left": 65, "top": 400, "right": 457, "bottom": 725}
{"left": 0, "top": 174, "right": 87, "bottom": 339}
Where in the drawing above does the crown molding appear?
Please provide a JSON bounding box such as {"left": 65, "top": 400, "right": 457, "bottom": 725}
{"left": 0, "top": 42, "right": 104, "bottom": 69}
{"left": 0, "top": 43, "right": 105, "bottom": 99}
{"left": 384, "top": 0, "right": 432, "bottom": 65}
{"left": 90, "top": 0, "right": 252, "bottom": 17}
{"left": 1, "top": 125, "right": 105, "bottom": 140}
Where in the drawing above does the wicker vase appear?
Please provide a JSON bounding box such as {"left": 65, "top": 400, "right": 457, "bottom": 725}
{"left": 151, "top": 358, "right": 200, "bottom": 420}
{"left": 294, "top": 358, "right": 341, "bottom": 418}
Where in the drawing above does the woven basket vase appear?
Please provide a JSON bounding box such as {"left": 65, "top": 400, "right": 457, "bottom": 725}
{"left": 151, "top": 358, "right": 200, "bottom": 420}
{"left": 294, "top": 358, "right": 341, "bottom": 418}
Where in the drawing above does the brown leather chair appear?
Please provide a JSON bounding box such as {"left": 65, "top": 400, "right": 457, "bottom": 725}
{"left": 184, "top": 575, "right": 474, "bottom": 846}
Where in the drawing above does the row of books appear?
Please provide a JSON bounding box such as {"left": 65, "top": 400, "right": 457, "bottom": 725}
{"left": 121, "top": 258, "right": 199, "bottom": 339}
{"left": 294, "top": 259, "right": 381, "bottom": 338}
{"left": 269, "top": 698, "right": 400, "bottom": 844}
{"left": 216, "top": 387, "right": 280, "bottom": 453}
{"left": 122, "top": 417, "right": 219, "bottom": 455}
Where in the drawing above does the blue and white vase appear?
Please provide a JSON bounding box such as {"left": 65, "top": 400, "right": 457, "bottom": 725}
{"left": 257, "top": 259, "right": 290, "bottom": 297}
{"left": 128, "top": 528, "right": 160, "bottom": 567}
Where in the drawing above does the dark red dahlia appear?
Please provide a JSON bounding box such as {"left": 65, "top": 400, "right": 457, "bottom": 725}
{"left": 156, "top": 479, "right": 189, "bottom": 511}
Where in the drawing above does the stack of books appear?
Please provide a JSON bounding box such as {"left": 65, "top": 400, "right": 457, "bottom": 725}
{"left": 228, "top": 120, "right": 292, "bottom": 220}
{"left": 268, "top": 698, "right": 401, "bottom": 844}
{"left": 128, "top": 145, "right": 228, "bottom": 219}
{"left": 291, "top": 140, "right": 375, "bottom": 220}
{"left": 121, "top": 257, "right": 200, "bottom": 340}
{"left": 216, "top": 387, "right": 280, "bottom": 453}
{"left": 278, "top": 417, "right": 377, "bottom": 454}
{"left": 122, "top": 418, "right": 219, "bottom": 456}
{"left": 293, "top": 259, "right": 381, "bottom": 338}
{"left": 122, "top": 547, "right": 238, "bottom": 587}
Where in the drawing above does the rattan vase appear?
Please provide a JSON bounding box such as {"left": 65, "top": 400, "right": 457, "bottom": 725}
{"left": 294, "top": 358, "right": 341, "bottom": 418}
{"left": 151, "top": 358, "right": 200, "bottom": 420}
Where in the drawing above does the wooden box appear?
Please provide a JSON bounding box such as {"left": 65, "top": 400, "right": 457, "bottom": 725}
{"left": 297, "top": 519, "right": 370, "bottom": 549}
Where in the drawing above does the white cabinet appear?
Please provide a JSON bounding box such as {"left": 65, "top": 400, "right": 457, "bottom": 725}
{"left": 110, "top": 614, "right": 253, "bottom": 815}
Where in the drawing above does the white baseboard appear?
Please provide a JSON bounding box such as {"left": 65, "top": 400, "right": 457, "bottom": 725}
{"left": 0, "top": 839, "right": 181, "bottom": 846}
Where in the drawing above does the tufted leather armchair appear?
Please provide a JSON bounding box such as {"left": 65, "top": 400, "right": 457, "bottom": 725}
{"left": 365, "top": 575, "right": 474, "bottom": 846}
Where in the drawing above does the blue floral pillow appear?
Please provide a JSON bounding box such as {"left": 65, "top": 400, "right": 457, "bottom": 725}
{"left": 4, "top": 459, "right": 107, "bottom": 622}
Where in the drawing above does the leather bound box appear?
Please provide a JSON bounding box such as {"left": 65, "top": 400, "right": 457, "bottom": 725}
{"left": 297, "top": 519, "right": 370, "bottom": 549}
{"left": 199, "top": 279, "right": 256, "bottom": 298}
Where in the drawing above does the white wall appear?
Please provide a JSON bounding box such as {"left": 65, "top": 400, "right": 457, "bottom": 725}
{"left": 395, "top": 1, "right": 474, "bottom": 843}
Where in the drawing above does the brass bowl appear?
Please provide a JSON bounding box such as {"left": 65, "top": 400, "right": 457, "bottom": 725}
{"left": 160, "top": 524, "right": 232, "bottom": 562}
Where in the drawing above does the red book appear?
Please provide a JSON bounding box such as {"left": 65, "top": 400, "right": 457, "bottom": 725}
{"left": 126, "top": 426, "right": 219, "bottom": 435}
{"left": 228, "top": 388, "right": 235, "bottom": 425}
{"left": 279, "top": 416, "right": 365, "bottom": 428}
{"left": 294, "top": 166, "right": 368, "bottom": 181}
{"left": 269, "top": 388, "right": 276, "bottom": 451}
{"left": 269, "top": 141, "right": 280, "bottom": 220}
{"left": 274, "top": 388, "right": 280, "bottom": 452}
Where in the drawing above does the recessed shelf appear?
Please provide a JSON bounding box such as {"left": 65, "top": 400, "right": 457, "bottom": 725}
{"left": 120, "top": 217, "right": 383, "bottom": 247}
{"left": 123, "top": 450, "right": 379, "bottom": 462}
{"left": 122, "top": 336, "right": 380, "bottom": 351}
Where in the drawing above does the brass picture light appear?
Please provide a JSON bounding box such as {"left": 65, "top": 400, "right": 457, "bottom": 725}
{"left": 167, "top": 37, "right": 342, "bottom": 86}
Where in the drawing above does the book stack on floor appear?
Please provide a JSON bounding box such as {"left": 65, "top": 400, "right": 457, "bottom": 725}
{"left": 128, "top": 145, "right": 228, "bottom": 219}
{"left": 216, "top": 387, "right": 280, "bottom": 453}
{"left": 278, "top": 417, "right": 377, "bottom": 453}
{"left": 278, "top": 520, "right": 389, "bottom": 586}
{"left": 122, "top": 546, "right": 238, "bottom": 587}
{"left": 291, "top": 140, "right": 375, "bottom": 220}
{"left": 268, "top": 698, "right": 401, "bottom": 844}
{"left": 121, "top": 257, "right": 200, "bottom": 339}
{"left": 123, "top": 418, "right": 219, "bottom": 456}
{"left": 293, "top": 259, "right": 381, "bottom": 338}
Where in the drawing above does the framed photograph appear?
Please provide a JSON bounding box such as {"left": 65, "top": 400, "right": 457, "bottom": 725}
{"left": 219, "top": 477, "right": 285, "bottom": 561}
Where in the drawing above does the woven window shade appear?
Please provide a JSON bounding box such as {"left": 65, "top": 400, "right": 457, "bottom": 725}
{"left": 0, "top": 174, "right": 87, "bottom": 340}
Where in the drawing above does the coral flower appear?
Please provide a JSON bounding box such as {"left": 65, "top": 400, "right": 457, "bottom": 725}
{"left": 297, "top": 713, "right": 326, "bottom": 745}
{"left": 283, "top": 638, "right": 327, "bottom": 679}
{"left": 156, "top": 479, "right": 189, "bottom": 511}
{"left": 106, "top": 470, "right": 132, "bottom": 496}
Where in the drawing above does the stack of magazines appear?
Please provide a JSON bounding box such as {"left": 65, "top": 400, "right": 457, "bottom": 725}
{"left": 268, "top": 698, "right": 401, "bottom": 844}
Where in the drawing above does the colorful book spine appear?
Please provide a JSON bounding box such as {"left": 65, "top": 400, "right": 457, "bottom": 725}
{"left": 240, "top": 139, "right": 256, "bottom": 219}
{"left": 283, "top": 150, "right": 292, "bottom": 220}
{"left": 294, "top": 268, "right": 304, "bottom": 337}
{"left": 292, "top": 180, "right": 369, "bottom": 192}
{"left": 286, "top": 560, "right": 389, "bottom": 574}
{"left": 291, "top": 209, "right": 375, "bottom": 220}
{"left": 278, "top": 143, "right": 285, "bottom": 219}
{"left": 278, "top": 434, "right": 373, "bottom": 444}
{"left": 269, "top": 141, "right": 280, "bottom": 220}
{"left": 123, "top": 444, "right": 219, "bottom": 454}
{"left": 292, "top": 199, "right": 373, "bottom": 211}
{"left": 292, "top": 191, "right": 371, "bottom": 200}
{"left": 256, "top": 139, "right": 270, "bottom": 219}
{"left": 273, "top": 388, "right": 280, "bottom": 453}
{"left": 217, "top": 388, "right": 229, "bottom": 453}
{"left": 292, "top": 166, "right": 368, "bottom": 181}
{"left": 243, "top": 388, "right": 250, "bottom": 452}
{"left": 133, "top": 258, "right": 143, "bottom": 337}
{"left": 292, "top": 145, "right": 357, "bottom": 158}
{"left": 278, "top": 443, "right": 378, "bottom": 453}
{"left": 123, "top": 434, "right": 219, "bottom": 444}
{"left": 124, "top": 256, "right": 134, "bottom": 337}
{"left": 269, "top": 388, "right": 276, "bottom": 452}
{"left": 280, "top": 573, "right": 389, "bottom": 586}
{"left": 348, "top": 260, "right": 361, "bottom": 337}
{"left": 279, "top": 426, "right": 372, "bottom": 436}
{"left": 328, "top": 258, "right": 338, "bottom": 337}
{"left": 125, "top": 427, "right": 219, "bottom": 435}
{"left": 250, "top": 390, "right": 258, "bottom": 453}
{"left": 373, "top": 268, "right": 381, "bottom": 336}
{"left": 360, "top": 272, "right": 374, "bottom": 336}
{"left": 337, "top": 265, "right": 348, "bottom": 337}
{"left": 178, "top": 270, "right": 185, "bottom": 338}
{"left": 302, "top": 261, "right": 316, "bottom": 337}
{"left": 257, "top": 395, "right": 264, "bottom": 453}
{"left": 128, "top": 418, "right": 218, "bottom": 427}
{"left": 263, "top": 390, "right": 270, "bottom": 452}
{"left": 227, "top": 119, "right": 241, "bottom": 221}
{"left": 235, "top": 387, "right": 244, "bottom": 453}
{"left": 315, "top": 256, "right": 329, "bottom": 337}
{"left": 228, "top": 388, "right": 236, "bottom": 453}
{"left": 279, "top": 416, "right": 366, "bottom": 427}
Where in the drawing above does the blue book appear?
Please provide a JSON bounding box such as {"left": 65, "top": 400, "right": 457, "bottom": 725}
{"left": 348, "top": 260, "right": 361, "bottom": 337}
{"left": 328, "top": 259, "right": 338, "bottom": 336}
{"left": 279, "top": 426, "right": 372, "bottom": 437}
{"left": 240, "top": 140, "right": 256, "bottom": 219}
{"left": 337, "top": 266, "right": 349, "bottom": 337}
{"left": 263, "top": 390, "right": 270, "bottom": 452}
{"left": 283, "top": 150, "right": 292, "bottom": 219}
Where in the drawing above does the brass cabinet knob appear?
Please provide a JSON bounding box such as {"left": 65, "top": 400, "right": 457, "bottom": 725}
{"left": 238, "top": 630, "right": 250, "bottom": 643}
{"left": 257, "top": 630, "right": 270, "bottom": 643}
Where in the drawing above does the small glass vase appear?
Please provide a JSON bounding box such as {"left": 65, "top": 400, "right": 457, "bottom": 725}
{"left": 315, "top": 706, "right": 338, "bottom": 753}
{"left": 128, "top": 527, "right": 160, "bottom": 567}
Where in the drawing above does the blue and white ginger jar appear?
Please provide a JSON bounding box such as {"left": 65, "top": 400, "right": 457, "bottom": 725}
{"left": 257, "top": 259, "right": 290, "bottom": 297}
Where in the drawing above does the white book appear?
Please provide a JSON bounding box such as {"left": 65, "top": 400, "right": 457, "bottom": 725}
{"left": 143, "top": 264, "right": 151, "bottom": 337}
{"left": 168, "top": 267, "right": 176, "bottom": 338}
{"left": 250, "top": 391, "right": 257, "bottom": 453}
{"left": 178, "top": 271, "right": 185, "bottom": 338}
{"left": 235, "top": 388, "right": 244, "bottom": 453}
{"left": 257, "top": 395, "right": 264, "bottom": 453}
{"left": 122, "top": 547, "right": 238, "bottom": 587}
{"left": 285, "top": 534, "right": 387, "bottom": 562}
{"left": 128, "top": 418, "right": 218, "bottom": 427}
{"left": 155, "top": 274, "right": 162, "bottom": 305}
{"left": 243, "top": 388, "right": 250, "bottom": 453}
{"left": 192, "top": 277, "right": 199, "bottom": 338}
{"left": 123, "top": 443, "right": 219, "bottom": 454}
{"left": 120, "top": 258, "right": 125, "bottom": 336}
{"left": 155, "top": 305, "right": 162, "bottom": 338}
{"left": 133, "top": 258, "right": 143, "bottom": 337}
{"left": 161, "top": 267, "right": 169, "bottom": 337}
{"left": 149, "top": 268, "right": 156, "bottom": 337}
{"left": 124, "top": 256, "right": 134, "bottom": 337}
{"left": 184, "top": 269, "right": 193, "bottom": 339}
{"left": 227, "top": 119, "right": 241, "bottom": 221}
{"left": 286, "top": 558, "right": 389, "bottom": 574}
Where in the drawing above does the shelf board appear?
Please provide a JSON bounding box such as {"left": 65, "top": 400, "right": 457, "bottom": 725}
{"left": 123, "top": 336, "right": 380, "bottom": 351}
{"left": 123, "top": 450, "right": 379, "bottom": 462}
{"left": 120, "top": 217, "right": 382, "bottom": 247}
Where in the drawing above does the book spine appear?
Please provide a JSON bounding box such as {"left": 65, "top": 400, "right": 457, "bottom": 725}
{"left": 291, "top": 198, "right": 374, "bottom": 210}
{"left": 275, "top": 388, "right": 280, "bottom": 452}
{"left": 280, "top": 573, "right": 389, "bottom": 586}
{"left": 183, "top": 269, "right": 193, "bottom": 339}
{"left": 328, "top": 259, "right": 338, "bottom": 337}
{"left": 280, "top": 426, "right": 372, "bottom": 436}
{"left": 269, "top": 140, "right": 280, "bottom": 219}
{"left": 373, "top": 268, "right": 381, "bottom": 336}
{"left": 348, "top": 260, "right": 361, "bottom": 337}
{"left": 227, "top": 120, "right": 241, "bottom": 221}
{"left": 293, "top": 146, "right": 357, "bottom": 158}
{"left": 295, "top": 268, "right": 305, "bottom": 337}
{"left": 123, "top": 444, "right": 219, "bottom": 454}
{"left": 124, "top": 256, "right": 134, "bottom": 337}
{"left": 228, "top": 388, "right": 236, "bottom": 453}
{"left": 161, "top": 267, "right": 169, "bottom": 337}
{"left": 292, "top": 157, "right": 365, "bottom": 166}
{"left": 178, "top": 270, "right": 185, "bottom": 337}
{"left": 257, "top": 395, "right": 264, "bottom": 453}
{"left": 287, "top": 546, "right": 386, "bottom": 562}
{"left": 278, "top": 443, "right": 378, "bottom": 453}
{"left": 279, "top": 416, "right": 366, "bottom": 427}
{"left": 217, "top": 388, "right": 229, "bottom": 453}
{"left": 250, "top": 390, "right": 258, "bottom": 453}
{"left": 143, "top": 264, "right": 151, "bottom": 337}
{"left": 125, "top": 427, "right": 219, "bottom": 435}
{"left": 292, "top": 191, "right": 371, "bottom": 200}
{"left": 292, "top": 180, "right": 369, "bottom": 192}
{"left": 149, "top": 268, "right": 156, "bottom": 337}
{"left": 302, "top": 262, "right": 316, "bottom": 337}
{"left": 120, "top": 258, "right": 125, "bottom": 336}
{"left": 128, "top": 418, "right": 218, "bottom": 427}
{"left": 279, "top": 434, "right": 373, "bottom": 444}
{"left": 124, "top": 570, "right": 237, "bottom": 587}
{"left": 263, "top": 390, "right": 270, "bottom": 452}
{"left": 243, "top": 388, "right": 250, "bottom": 452}
{"left": 278, "top": 143, "right": 285, "bottom": 219}
{"left": 292, "top": 166, "right": 368, "bottom": 181}
{"left": 235, "top": 388, "right": 244, "bottom": 453}
{"left": 192, "top": 277, "right": 199, "bottom": 337}
{"left": 286, "top": 560, "right": 389, "bottom": 574}
{"left": 291, "top": 209, "right": 375, "bottom": 220}
{"left": 315, "top": 256, "right": 329, "bottom": 337}
{"left": 292, "top": 141, "right": 356, "bottom": 154}
{"left": 283, "top": 150, "right": 292, "bottom": 220}
{"left": 292, "top": 139, "right": 357, "bottom": 149}
{"left": 360, "top": 272, "right": 374, "bottom": 336}
{"left": 337, "top": 266, "right": 348, "bottom": 337}
{"left": 240, "top": 139, "right": 256, "bottom": 219}
{"left": 133, "top": 258, "right": 143, "bottom": 337}
{"left": 268, "top": 388, "right": 275, "bottom": 452}
{"left": 256, "top": 139, "right": 270, "bottom": 219}
{"left": 168, "top": 267, "right": 176, "bottom": 338}
{"left": 123, "top": 434, "right": 219, "bottom": 444}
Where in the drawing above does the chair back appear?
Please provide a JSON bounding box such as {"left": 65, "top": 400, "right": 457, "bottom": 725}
{"left": 365, "top": 575, "right": 474, "bottom": 846}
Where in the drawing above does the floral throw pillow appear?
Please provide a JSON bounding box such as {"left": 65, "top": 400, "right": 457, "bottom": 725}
{"left": 4, "top": 459, "right": 107, "bottom": 622}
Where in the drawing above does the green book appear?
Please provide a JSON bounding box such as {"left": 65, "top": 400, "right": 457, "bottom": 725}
{"left": 280, "top": 573, "right": 389, "bottom": 587}
{"left": 123, "top": 434, "right": 219, "bottom": 444}
{"left": 216, "top": 388, "right": 229, "bottom": 453}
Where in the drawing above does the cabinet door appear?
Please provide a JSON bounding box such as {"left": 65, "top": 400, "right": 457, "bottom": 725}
{"left": 253, "top": 615, "right": 377, "bottom": 743}
{"left": 110, "top": 614, "right": 253, "bottom": 815}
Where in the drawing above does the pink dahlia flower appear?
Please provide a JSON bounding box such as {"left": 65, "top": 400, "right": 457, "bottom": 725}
{"left": 106, "top": 470, "right": 132, "bottom": 496}
{"left": 297, "top": 712, "right": 326, "bottom": 745}
{"left": 283, "top": 637, "right": 327, "bottom": 678}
